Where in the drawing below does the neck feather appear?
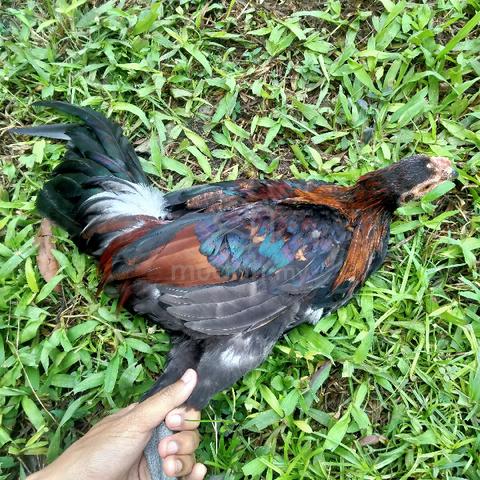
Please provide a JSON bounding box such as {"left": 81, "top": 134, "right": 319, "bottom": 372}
{"left": 350, "top": 173, "right": 399, "bottom": 211}
{"left": 284, "top": 182, "right": 393, "bottom": 295}
{"left": 288, "top": 180, "right": 397, "bottom": 216}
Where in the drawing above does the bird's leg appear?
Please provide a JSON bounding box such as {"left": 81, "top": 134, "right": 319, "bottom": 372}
{"left": 187, "top": 319, "right": 289, "bottom": 410}
{"left": 143, "top": 312, "right": 291, "bottom": 479}
{"left": 144, "top": 423, "right": 176, "bottom": 480}
{"left": 142, "top": 336, "right": 203, "bottom": 400}
{"left": 142, "top": 337, "right": 202, "bottom": 480}
{"left": 143, "top": 331, "right": 279, "bottom": 479}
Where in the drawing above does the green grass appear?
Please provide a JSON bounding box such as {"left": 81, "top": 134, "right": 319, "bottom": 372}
{"left": 1, "top": 0, "right": 480, "bottom": 478}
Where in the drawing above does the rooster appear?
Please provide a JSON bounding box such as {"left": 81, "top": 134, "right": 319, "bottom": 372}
{"left": 12, "top": 102, "right": 457, "bottom": 480}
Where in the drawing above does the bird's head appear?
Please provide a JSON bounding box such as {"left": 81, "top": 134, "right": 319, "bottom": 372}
{"left": 355, "top": 155, "right": 458, "bottom": 209}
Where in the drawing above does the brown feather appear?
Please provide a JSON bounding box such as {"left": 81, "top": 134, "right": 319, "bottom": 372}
{"left": 110, "top": 225, "right": 228, "bottom": 287}
{"left": 97, "top": 217, "right": 164, "bottom": 289}
{"left": 333, "top": 209, "right": 390, "bottom": 292}
{"left": 286, "top": 185, "right": 353, "bottom": 218}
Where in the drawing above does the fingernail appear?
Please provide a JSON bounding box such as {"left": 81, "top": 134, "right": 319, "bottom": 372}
{"left": 181, "top": 369, "right": 196, "bottom": 385}
{"left": 169, "top": 414, "right": 182, "bottom": 427}
{"left": 167, "top": 441, "right": 178, "bottom": 454}
{"left": 175, "top": 459, "right": 183, "bottom": 473}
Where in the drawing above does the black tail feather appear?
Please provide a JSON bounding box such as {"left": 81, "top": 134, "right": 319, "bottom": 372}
{"left": 31, "top": 101, "right": 147, "bottom": 184}
{"left": 36, "top": 177, "right": 84, "bottom": 235}
{"left": 10, "top": 102, "right": 150, "bottom": 239}
{"left": 9, "top": 123, "right": 73, "bottom": 140}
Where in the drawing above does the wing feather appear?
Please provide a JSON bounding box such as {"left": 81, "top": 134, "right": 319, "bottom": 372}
{"left": 110, "top": 203, "right": 353, "bottom": 335}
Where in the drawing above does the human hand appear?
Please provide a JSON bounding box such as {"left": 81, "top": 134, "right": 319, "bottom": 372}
{"left": 28, "top": 369, "right": 206, "bottom": 480}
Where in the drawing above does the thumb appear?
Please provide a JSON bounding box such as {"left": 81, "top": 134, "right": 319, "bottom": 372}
{"left": 130, "top": 369, "right": 197, "bottom": 432}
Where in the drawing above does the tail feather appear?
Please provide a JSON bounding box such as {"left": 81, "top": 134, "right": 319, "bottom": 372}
{"left": 11, "top": 102, "right": 164, "bottom": 255}
{"left": 36, "top": 176, "right": 85, "bottom": 234}
{"left": 53, "top": 159, "right": 113, "bottom": 178}
{"left": 32, "top": 101, "right": 147, "bottom": 184}
{"left": 9, "top": 123, "right": 73, "bottom": 140}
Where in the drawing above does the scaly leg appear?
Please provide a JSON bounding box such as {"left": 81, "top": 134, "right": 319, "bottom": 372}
{"left": 142, "top": 337, "right": 202, "bottom": 480}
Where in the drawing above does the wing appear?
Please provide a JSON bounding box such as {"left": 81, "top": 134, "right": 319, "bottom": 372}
{"left": 107, "top": 202, "right": 352, "bottom": 336}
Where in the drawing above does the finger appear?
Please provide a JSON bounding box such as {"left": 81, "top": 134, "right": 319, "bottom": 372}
{"left": 162, "top": 454, "right": 195, "bottom": 477}
{"left": 184, "top": 463, "right": 207, "bottom": 480}
{"left": 165, "top": 407, "right": 201, "bottom": 431}
{"left": 129, "top": 370, "right": 197, "bottom": 432}
{"left": 159, "top": 430, "right": 200, "bottom": 458}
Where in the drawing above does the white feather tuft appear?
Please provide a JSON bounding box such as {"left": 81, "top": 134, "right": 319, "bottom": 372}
{"left": 81, "top": 180, "right": 168, "bottom": 255}
{"left": 85, "top": 182, "right": 167, "bottom": 220}
{"left": 304, "top": 307, "right": 324, "bottom": 325}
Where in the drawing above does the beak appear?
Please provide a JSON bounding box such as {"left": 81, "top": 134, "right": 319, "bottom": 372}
{"left": 449, "top": 168, "right": 459, "bottom": 180}
{"left": 430, "top": 157, "right": 458, "bottom": 181}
